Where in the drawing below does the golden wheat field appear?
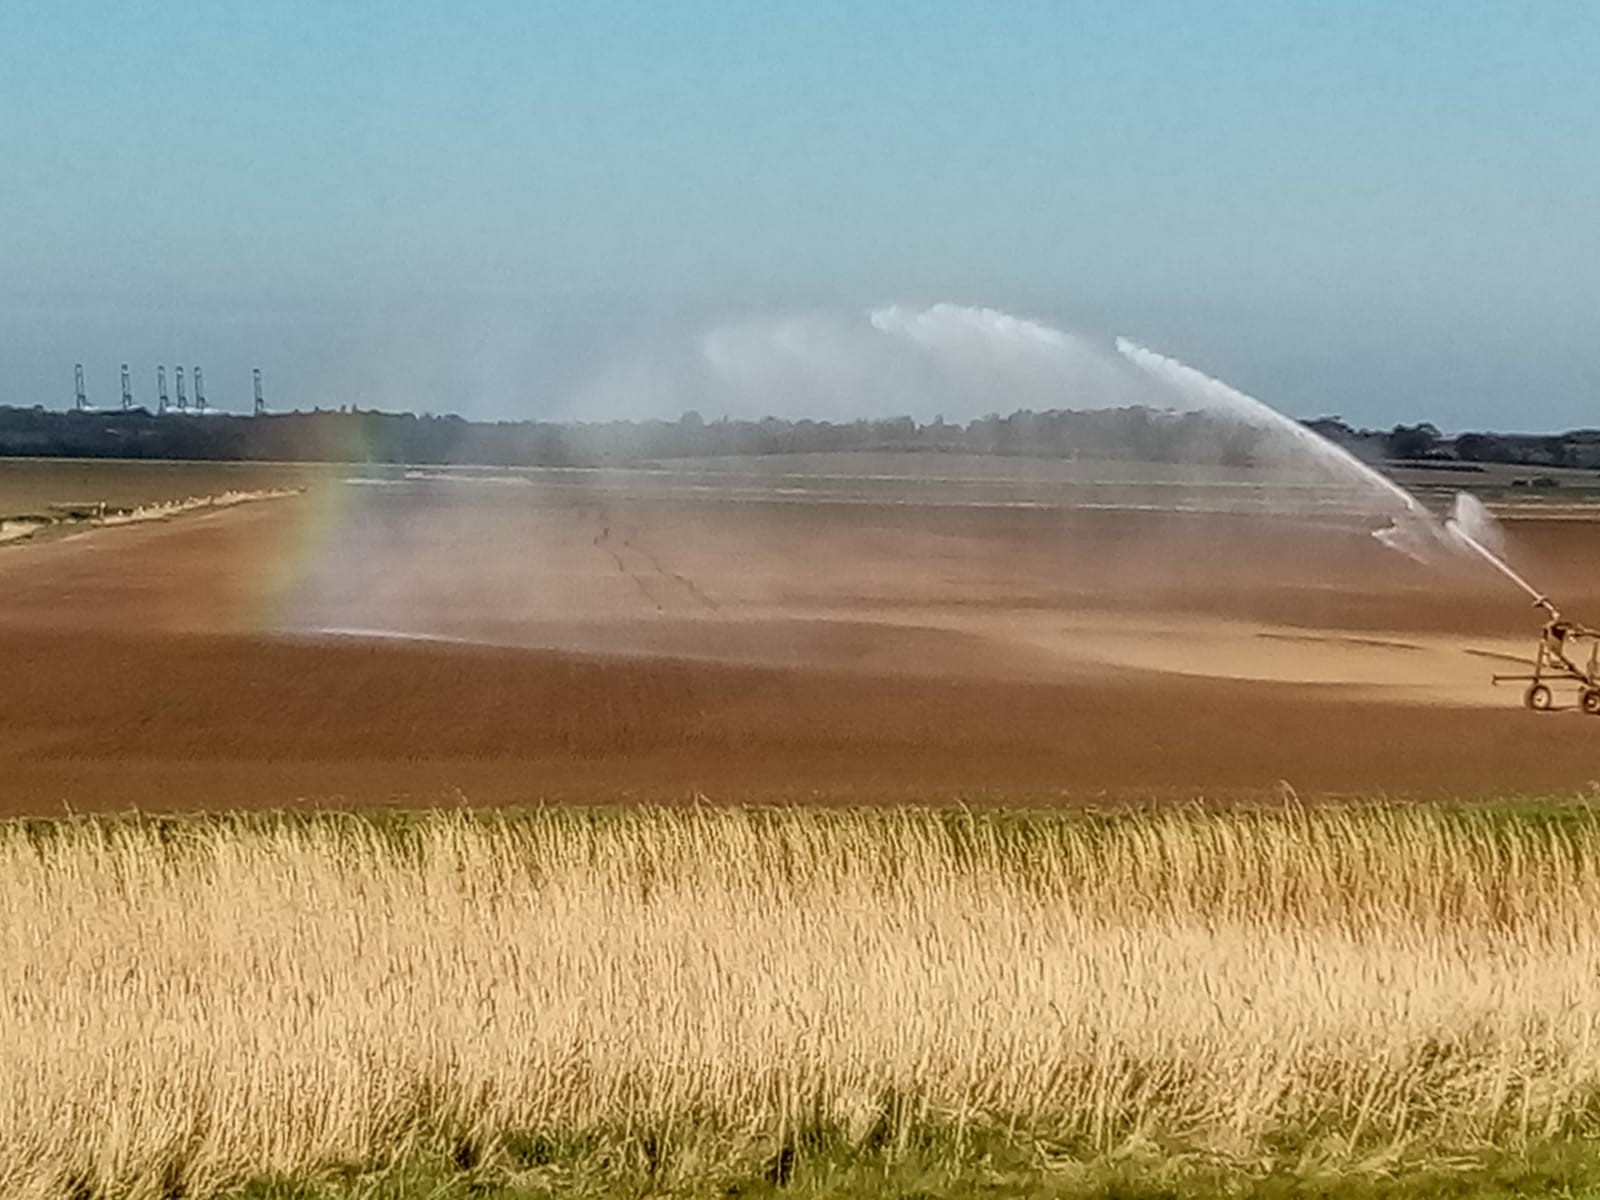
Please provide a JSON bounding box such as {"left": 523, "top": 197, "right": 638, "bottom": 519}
{"left": 5, "top": 804, "right": 1600, "bottom": 1198}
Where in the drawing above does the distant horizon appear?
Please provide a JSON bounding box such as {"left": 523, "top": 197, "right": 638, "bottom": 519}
{"left": 6, "top": 391, "right": 1595, "bottom": 443}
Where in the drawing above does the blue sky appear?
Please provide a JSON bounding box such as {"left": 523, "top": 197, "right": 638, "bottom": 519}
{"left": 2, "top": 1, "right": 1596, "bottom": 428}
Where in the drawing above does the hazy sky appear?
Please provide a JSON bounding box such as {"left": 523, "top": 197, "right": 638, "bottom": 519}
{"left": 2, "top": 1, "right": 1596, "bottom": 429}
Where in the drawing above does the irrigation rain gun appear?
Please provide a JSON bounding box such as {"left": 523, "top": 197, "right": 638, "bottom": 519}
{"left": 1448, "top": 511, "right": 1600, "bottom": 714}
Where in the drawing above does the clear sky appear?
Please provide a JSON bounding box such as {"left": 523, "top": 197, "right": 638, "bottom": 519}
{"left": 2, "top": 1, "right": 1596, "bottom": 429}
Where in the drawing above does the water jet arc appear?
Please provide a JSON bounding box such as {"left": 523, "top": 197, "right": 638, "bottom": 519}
{"left": 1446, "top": 520, "right": 1553, "bottom": 612}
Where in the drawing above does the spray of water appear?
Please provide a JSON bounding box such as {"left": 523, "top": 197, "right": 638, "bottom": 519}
{"left": 1446, "top": 492, "right": 1509, "bottom": 560}
{"left": 293, "top": 303, "right": 1553, "bottom": 644}
{"left": 1113, "top": 335, "right": 1553, "bottom": 601}
{"left": 589, "top": 302, "right": 1537, "bottom": 581}
{"left": 1112, "top": 337, "right": 1447, "bottom": 559}
{"left": 612, "top": 303, "right": 1170, "bottom": 424}
{"left": 1445, "top": 492, "right": 1550, "bottom": 607}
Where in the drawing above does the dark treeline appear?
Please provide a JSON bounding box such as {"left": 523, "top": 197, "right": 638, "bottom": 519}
{"left": 1308, "top": 418, "right": 1600, "bottom": 471}
{"left": 0, "top": 404, "right": 1595, "bottom": 471}
{"left": 0, "top": 406, "right": 1273, "bottom": 466}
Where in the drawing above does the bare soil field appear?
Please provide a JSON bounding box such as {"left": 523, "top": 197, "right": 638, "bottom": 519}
{"left": 1, "top": 461, "right": 1598, "bottom": 811}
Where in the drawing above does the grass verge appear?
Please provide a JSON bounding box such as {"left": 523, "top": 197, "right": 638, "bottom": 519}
{"left": 8, "top": 801, "right": 1600, "bottom": 1198}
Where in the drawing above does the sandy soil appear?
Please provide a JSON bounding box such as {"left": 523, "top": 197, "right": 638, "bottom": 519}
{"left": 1, "top": 475, "right": 1597, "bottom": 812}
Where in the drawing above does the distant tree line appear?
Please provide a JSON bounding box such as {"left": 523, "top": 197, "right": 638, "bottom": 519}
{"left": 1306, "top": 417, "right": 1600, "bottom": 471}
{"left": 0, "top": 405, "right": 1271, "bottom": 466}
{"left": 0, "top": 403, "right": 1594, "bottom": 471}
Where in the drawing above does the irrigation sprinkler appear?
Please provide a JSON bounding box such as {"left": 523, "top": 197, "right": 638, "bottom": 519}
{"left": 1450, "top": 517, "right": 1600, "bottom": 713}
{"left": 1490, "top": 603, "right": 1600, "bottom": 714}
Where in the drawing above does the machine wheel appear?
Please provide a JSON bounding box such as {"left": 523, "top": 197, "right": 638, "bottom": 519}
{"left": 1582, "top": 689, "right": 1600, "bottom": 716}
{"left": 1526, "top": 684, "right": 1555, "bottom": 711}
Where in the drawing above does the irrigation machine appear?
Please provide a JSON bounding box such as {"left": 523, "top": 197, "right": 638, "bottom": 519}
{"left": 1493, "top": 600, "right": 1600, "bottom": 714}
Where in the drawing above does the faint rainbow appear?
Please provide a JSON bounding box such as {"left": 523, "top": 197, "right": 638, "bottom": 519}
{"left": 245, "top": 415, "right": 388, "bottom": 633}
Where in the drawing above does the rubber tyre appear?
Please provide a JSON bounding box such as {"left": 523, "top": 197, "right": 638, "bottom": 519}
{"left": 1582, "top": 689, "right": 1600, "bottom": 716}
{"left": 1526, "top": 684, "right": 1554, "bottom": 712}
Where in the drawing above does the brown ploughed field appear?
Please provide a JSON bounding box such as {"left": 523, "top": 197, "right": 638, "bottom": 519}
{"left": 1, "top": 462, "right": 1597, "bottom": 811}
